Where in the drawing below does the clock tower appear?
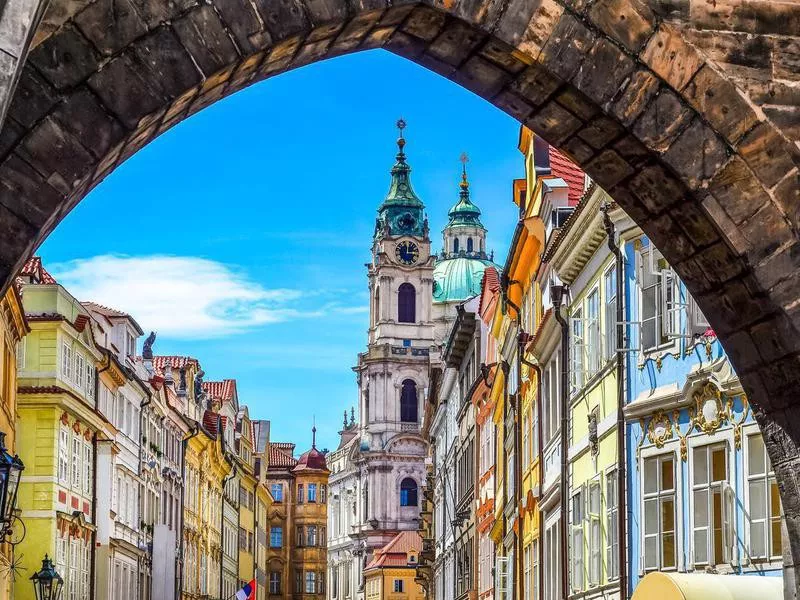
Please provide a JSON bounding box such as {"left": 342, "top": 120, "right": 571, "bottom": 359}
{"left": 353, "top": 121, "right": 433, "bottom": 553}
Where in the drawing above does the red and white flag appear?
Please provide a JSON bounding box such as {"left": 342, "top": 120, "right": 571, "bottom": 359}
{"left": 235, "top": 580, "right": 256, "bottom": 600}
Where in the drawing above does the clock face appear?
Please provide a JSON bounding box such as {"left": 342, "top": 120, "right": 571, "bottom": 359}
{"left": 395, "top": 241, "right": 420, "bottom": 266}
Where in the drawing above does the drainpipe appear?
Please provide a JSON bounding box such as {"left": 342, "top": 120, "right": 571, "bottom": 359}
{"left": 552, "top": 289, "right": 570, "bottom": 600}
{"left": 602, "top": 204, "right": 627, "bottom": 600}
{"left": 520, "top": 348, "right": 543, "bottom": 600}
{"left": 179, "top": 425, "right": 199, "bottom": 600}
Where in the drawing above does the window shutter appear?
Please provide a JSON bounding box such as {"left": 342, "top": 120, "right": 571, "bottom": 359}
{"left": 723, "top": 482, "right": 736, "bottom": 565}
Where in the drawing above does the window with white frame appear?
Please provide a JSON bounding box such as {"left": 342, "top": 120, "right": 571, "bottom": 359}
{"left": 747, "top": 433, "right": 782, "bottom": 562}
{"left": 570, "top": 308, "right": 584, "bottom": 393}
{"left": 524, "top": 544, "right": 532, "bottom": 600}
{"left": 543, "top": 354, "right": 560, "bottom": 443}
{"left": 643, "top": 453, "right": 676, "bottom": 570}
{"left": 604, "top": 267, "right": 617, "bottom": 361}
{"left": 83, "top": 441, "right": 92, "bottom": 496}
{"left": 586, "top": 289, "right": 600, "bottom": 376}
{"left": 532, "top": 538, "right": 539, "bottom": 600}
{"left": 495, "top": 556, "right": 509, "bottom": 600}
{"left": 522, "top": 411, "right": 530, "bottom": 471}
{"left": 606, "top": 470, "right": 619, "bottom": 580}
{"left": 692, "top": 444, "right": 732, "bottom": 567}
{"left": 62, "top": 343, "right": 73, "bottom": 381}
{"left": 71, "top": 433, "right": 81, "bottom": 490}
{"left": 305, "top": 572, "right": 316, "bottom": 594}
{"left": 545, "top": 518, "right": 561, "bottom": 600}
{"left": 571, "top": 487, "right": 585, "bottom": 591}
{"left": 588, "top": 480, "right": 601, "bottom": 587}
{"left": 59, "top": 425, "right": 70, "bottom": 485}
{"left": 639, "top": 245, "right": 672, "bottom": 353}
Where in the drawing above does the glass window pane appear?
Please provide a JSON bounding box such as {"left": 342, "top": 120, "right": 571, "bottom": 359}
{"left": 661, "top": 498, "right": 675, "bottom": 533}
{"left": 749, "top": 435, "right": 766, "bottom": 476}
{"left": 662, "top": 533, "right": 675, "bottom": 569}
{"left": 712, "top": 448, "right": 727, "bottom": 482}
{"left": 771, "top": 520, "right": 782, "bottom": 558}
{"left": 694, "top": 490, "right": 709, "bottom": 526}
{"left": 751, "top": 521, "right": 766, "bottom": 558}
{"left": 750, "top": 481, "right": 766, "bottom": 521}
{"left": 644, "top": 499, "right": 658, "bottom": 535}
{"left": 693, "top": 448, "right": 708, "bottom": 485}
{"left": 644, "top": 537, "right": 657, "bottom": 570}
{"left": 644, "top": 459, "right": 658, "bottom": 495}
{"left": 661, "top": 457, "right": 674, "bottom": 491}
{"left": 770, "top": 480, "right": 781, "bottom": 518}
{"left": 694, "top": 530, "right": 708, "bottom": 564}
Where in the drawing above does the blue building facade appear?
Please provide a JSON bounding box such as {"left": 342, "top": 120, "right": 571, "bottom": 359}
{"left": 624, "top": 236, "right": 783, "bottom": 595}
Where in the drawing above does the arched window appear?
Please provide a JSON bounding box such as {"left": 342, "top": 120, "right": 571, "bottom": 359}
{"left": 398, "top": 283, "right": 416, "bottom": 323}
{"left": 467, "top": 237, "right": 474, "bottom": 252}
{"left": 453, "top": 238, "right": 460, "bottom": 253}
{"left": 400, "top": 478, "right": 418, "bottom": 507}
{"left": 374, "top": 286, "right": 380, "bottom": 322}
{"left": 400, "top": 379, "right": 418, "bottom": 423}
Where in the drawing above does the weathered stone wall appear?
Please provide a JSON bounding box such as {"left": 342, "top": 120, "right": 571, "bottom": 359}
{"left": 0, "top": 0, "right": 797, "bottom": 595}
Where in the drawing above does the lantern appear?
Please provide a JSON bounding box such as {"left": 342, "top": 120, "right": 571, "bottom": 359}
{"left": 0, "top": 431, "right": 23, "bottom": 535}
{"left": 30, "top": 555, "right": 64, "bottom": 600}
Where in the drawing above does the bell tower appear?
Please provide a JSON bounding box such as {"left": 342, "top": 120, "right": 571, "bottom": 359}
{"left": 353, "top": 121, "right": 432, "bottom": 552}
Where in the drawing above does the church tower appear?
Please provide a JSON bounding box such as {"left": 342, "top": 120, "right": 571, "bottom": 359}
{"left": 354, "top": 120, "right": 431, "bottom": 552}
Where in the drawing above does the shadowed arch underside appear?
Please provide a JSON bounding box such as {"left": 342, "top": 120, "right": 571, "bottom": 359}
{"left": 0, "top": 0, "right": 799, "bottom": 593}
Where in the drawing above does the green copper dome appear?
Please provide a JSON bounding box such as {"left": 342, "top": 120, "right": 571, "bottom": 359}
{"left": 433, "top": 257, "right": 497, "bottom": 303}
{"left": 446, "top": 167, "right": 485, "bottom": 229}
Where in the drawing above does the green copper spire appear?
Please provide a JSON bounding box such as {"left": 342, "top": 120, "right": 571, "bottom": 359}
{"left": 382, "top": 119, "right": 423, "bottom": 208}
{"left": 376, "top": 119, "right": 426, "bottom": 238}
{"left": 446, "top": 153, "right": 484, "bottom": 229}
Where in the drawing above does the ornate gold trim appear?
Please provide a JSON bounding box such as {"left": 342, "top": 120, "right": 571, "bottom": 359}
{"left": 646, "top": 410, "right": 673, "bottom": 448}
{"left": 689, "top": 382, "right": 731, "bottom": 435}
{"left": 673, "top": 409, "right": 689, "bottom": 461}
{"left": 733, "top": 395, "right": 750, "bottom": 450}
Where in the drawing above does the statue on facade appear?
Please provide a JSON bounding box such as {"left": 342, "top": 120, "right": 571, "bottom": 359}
{"left": 142, "top": 331, "right": 156, "bottom": 359}
{"left": 194, "top": 368, "right": 205, "bottom": 400}
{"left": 178, "top": 367, "right": 187, "bottom": 396}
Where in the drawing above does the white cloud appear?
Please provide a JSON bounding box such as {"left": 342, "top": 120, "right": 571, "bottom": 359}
{"left": 49, "top": 254, "right": 362, "bottom": 339}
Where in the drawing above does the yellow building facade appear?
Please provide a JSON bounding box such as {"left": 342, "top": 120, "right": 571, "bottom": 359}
{"left": 365, "top": 532, "right": 424, "bottom": 600}
{"left": 237, "top": 408, "right": 257, "bottom": 588}
{"left": 15, "top": 266, "right": 106, "bottom": 600}
{"left": 0, "top": 285, "right": 28, "bottom": 600}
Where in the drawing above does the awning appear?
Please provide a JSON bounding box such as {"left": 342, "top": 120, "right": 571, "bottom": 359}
{"left": 632, "top": 572, "right": 782, "bottom": 600}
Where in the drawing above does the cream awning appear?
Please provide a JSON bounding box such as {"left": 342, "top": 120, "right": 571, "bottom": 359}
{"left": 632, "top": 572, "right": 782, "bottom": 600}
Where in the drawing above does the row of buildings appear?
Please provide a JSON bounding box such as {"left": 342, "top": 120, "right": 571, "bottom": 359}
{"left": 324, "top": 124, "right": 784, "bottom": 600}
{"left": 0, "top": 255, "right": 332, "bottom": 600}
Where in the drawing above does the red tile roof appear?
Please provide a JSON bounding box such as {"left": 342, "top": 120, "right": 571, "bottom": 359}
{"left": 152, "top": 355, "right": 199, "bottom": 375}
{"left": 269, "top": 443, "right": 297, "bottom": 468}
{"left": 293, "top": 447, "right": 328, "bottom": 473}
{"left": 82, "top": 301, "right": 143, "bottom": 335}
{"left": 18, "top": 256, "right": 57, "bottom": 284}
{"left": 203, "top": 379, "right": 236, "bottom": 402}
{"left": 549, "top": 146, "right": 585, "bottom": 206}
{"left": 366, "top": 531, "right": 422, "bottom": 569}
{"left": 478, "top": 266, "right": 500, "bottom": 317}
{"left": 203, "top": 409, "right": 219, "bottom": 435}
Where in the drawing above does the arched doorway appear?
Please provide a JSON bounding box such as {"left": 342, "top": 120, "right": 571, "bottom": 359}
{"left": 0, "top": 0, "right": 798, "bottom": 591}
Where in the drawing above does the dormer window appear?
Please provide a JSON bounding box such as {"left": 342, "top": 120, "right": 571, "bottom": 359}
{"left": 126, "top": 331, "right": 136, "bottom": 358}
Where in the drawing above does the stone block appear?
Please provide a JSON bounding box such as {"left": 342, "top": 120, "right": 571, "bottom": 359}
{"left": 560, "top": 136, "right": 595, "bottom": 165}
{"left": 0, "top": 198, "right": 36, "bottom": 274}
{"left": 773, "top": 170, "right": 800, "bottom": 231}
{"left": 640, "top": 23, "right": 703, "bottom": 90}
{"left": 612, "top": 134, "right": 651, "bottom": 169}
{"left": 378, "top": 4, "right": 415, "bottom": 27}
{"left": 401, "top": 6, "right": 445, "bottom": 42}
{"left": 663, "top": 117, "right": 729, "bottom": 190}
{"left": 454, "top": 55, "right": 511, "bottom": 98}
{"left": 173, "top": 6, "right": 241, "bottom": 77}
{"left": 693, "top": 241, "right": 745, "bottom": 286}
{"left": 448, "top": 0, "right": 506, "bottom": 28}
{"left": 527, "top": 100, "right": 583, "bottom": 147}
{"left": 0, "top": 0, "right": 46, "bottom": 54}
{"left": 753, "top": 241, "right": 800, "bottom": 292}
{"left": 255, "top": 0, "right": 310, "bottom": 40}
{"left": 362, "top": 26, "right": 397, "bottom": 51}
{"left": 127, "top": 0, "right": 196, "bottom": 30}
{"left": 513, "top": 0, "right": 564, "bottom": 60}
{"left": 28, "top": 23, "right": 99, "bottom": 90}
{"left": 700, "top": 193, "right": 750, "bottom": 255}
{"left": 304, "top": 0, "right": 349, "bottom": 23}
{"left": 749, "top": 314, "right": 798, "bottom": 363}
{"left": 291, "top": 38, "right": 334, "bottom": 68}
{"left": 332, "top": 10, "right": 384, "bottom": 53}
{"left": 628, "top": 164, "right": 686, "bottom": 213}
{"left": 384, "top": 30, "right": 427, "bottom": 59}
{"left": 33, "top": 0, "right": 93, "bottom": 48}
{"left": 538, "top": 14, "right": 595, "bottom": 82}
{"left": 73, "top": 0, "right": 148, "bottom": 56}
{"left": 577, "top": 115, "right": 623, "bottom": 150}
{"left": 213, "top": 0, "right": 273, "bottom": 54}
{"left": 0, "top": 116, "right": 23, "bottom": 160}
{"left": 478, "top": 39, "right": 528, "bottom": 75}
{"left": 589, "top": 0, "right": 655, "bottom": 53}
{"left": 427, "top": 20, "right": 485, "bottom": 67}
{"left": 131, "top": 27, "right": 204, "bottom": 101}
{"left": 683, "top": 64, "right": 758, "bottom": 144}
{"left": 673, "top": 255, "right": 713, "bottom": 295}
{"left": 0, "top": 153, "right": 63, "bottom": 228}
{"left": 572, "top": 37, "right": 635, "bottom": 106}
{"left": 492, "top": 89, "right": 535, "bottom": 122}
{"left": 509, "top": 64, "right": 561, "bottom": 107}
{"left": 554, "top": 88, "right": 598, "bottom": 121}
{"left": 673, "top": 200, "right": 720, "bottom": 247}
{"left": 21, "top": 116, "right": 94, "bottom": 192}
{"left": 740, "top": 203, "right": 795, "bottom": 264}
{"left": 773, "top": 38, "right": 800, "bottom": 82}
{"left": 632, "top": 87, "right": 693, "bottom": 154}
{"left": 707, "top": 156, "right": 769, "bottom": 224}
{"left": 306, "top": 22, "right": 345, "bottom": 44}
{"left": 610, "top": 69, "right": 659, "bottom": 127}
{"left": 691, "top": 0, "right": 800, "bottom": 37}
{"left": 51, "top": 88, "right": 126, "bottom": 160}
{"left": 737, "top": 121, "right": 797, "bottom": 189}
{"left": 87, "top": 53, "right": 166, "bottom": 129}
{"left": 494, "top": 0, "right": 540, "bottom": 46}
{"left": 7, "top": 66, "right": 60, "bottom": 128}
{"left": 585, "top": 149, "right": 635, "bottom": 189}
{"left": 646, "top": 213, "right": 698, "bottom": 263}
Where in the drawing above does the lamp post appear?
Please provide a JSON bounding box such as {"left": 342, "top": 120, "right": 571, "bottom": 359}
{"left": 0, "top": 431, "right": 23, "bottom": 538}
{"left": 30, "top": 555, "right": 64, "bottom": 600}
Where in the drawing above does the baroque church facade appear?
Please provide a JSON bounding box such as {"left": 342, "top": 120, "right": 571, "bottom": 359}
{"left": 326, "top": 123, "right": 497, "bottom": 600}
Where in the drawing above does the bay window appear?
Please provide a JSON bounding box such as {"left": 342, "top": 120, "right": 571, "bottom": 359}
{"left": 643, "top": 453, "right": 676, "bottom": 570}
{"left": 588, "top": 480, "right": 601, "bottom": 587}
{"left": 586, "top": 289, "right": 600, "bottom": 376}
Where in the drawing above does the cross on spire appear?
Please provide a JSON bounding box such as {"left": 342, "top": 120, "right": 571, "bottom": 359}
{"left": 460, "top": 152, "right": 470, "bottom": 191}
{"left": 312, "top": 416, "right": 317, "bottom": 449}
{"left": 396, "top": 118, "right": 407, "bottom": 155}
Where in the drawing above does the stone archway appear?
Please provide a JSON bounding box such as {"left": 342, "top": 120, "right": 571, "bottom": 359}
{"left": 0, "top": 0, "right": 798, "bottom": 593}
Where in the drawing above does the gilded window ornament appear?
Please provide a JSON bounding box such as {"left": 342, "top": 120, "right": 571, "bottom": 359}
{"left": 646, "top": 410, "right": 673, "bottom": 448}
{"left": 689, "top": 382, "right": 731, "bottom": 435}
{"left": 672, "top": 409, "right": 689, "bottom": 461}
{"left": 732, "top": 395, "right": 750, "bottom": 450}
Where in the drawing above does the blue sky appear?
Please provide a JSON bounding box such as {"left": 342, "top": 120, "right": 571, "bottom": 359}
{"left": 39, "top": 49, "right": 521, "bottom": 452}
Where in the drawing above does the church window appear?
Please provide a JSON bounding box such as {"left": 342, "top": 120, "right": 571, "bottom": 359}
{"left": 454, "top": 238, "right": 460, "bottom": 253}
{"left": 400, "top": 478, "right": 418, "bottom": 507}
{"left": 297, "top": 484, "right": 304, "bottom": 504}
{"left": 400, "top": 379, "right": 418, "bottom": 423}
{"left": 467, "top": 237, "right": 474, "bottom": 253}
{"left": 398, "top": 283, "right": 416, "bottom": 323}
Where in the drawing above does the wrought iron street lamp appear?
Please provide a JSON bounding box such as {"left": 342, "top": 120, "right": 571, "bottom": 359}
{"left": 30, "top": 555, "right": 64, "bottom": 600}
{"left": 0, "top": 431, "right": 23, "bottom": 537}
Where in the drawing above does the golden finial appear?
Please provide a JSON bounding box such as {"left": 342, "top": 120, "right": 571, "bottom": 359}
{"left": 460, "top": 152, "right": 470, "bottom": 190}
